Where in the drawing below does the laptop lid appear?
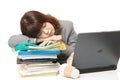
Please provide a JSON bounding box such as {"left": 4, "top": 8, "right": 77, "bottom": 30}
{"left": 72, "top": 31, "right": 120, "bottom": 73}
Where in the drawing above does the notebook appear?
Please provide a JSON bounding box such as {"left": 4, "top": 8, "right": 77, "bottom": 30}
{"left": 72, "top": 31, "right": 120, "bottom": 73}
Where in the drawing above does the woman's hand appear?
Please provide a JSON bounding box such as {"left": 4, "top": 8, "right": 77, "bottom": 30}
{"left": 45, "top": 35, "right": 62, "bottom": 41}
{"left": 39, "top": 40, "right": 56, "bottom": 46}
{"left": 36, "top": 35, "right": 62, "bottom": 46}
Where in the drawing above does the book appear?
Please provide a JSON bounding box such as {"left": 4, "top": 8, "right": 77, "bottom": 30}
{"left": 14, "top": 42, "right": 66, "bottom": 51}
{"left": 21, "top": 62, "right": 60, "bottom": 67}
{"left": 19, "top": 63, "right": 59, "bottom": 71}
{"left": 18, "top": 62, "right": 60, "bottom": 77}
{"left": 19, "top": 69, "right": 58, "bottom": 77}
{"left": 18, "top": 54, "right": 57, "bottom": 59}
{"left": 17, "top": 57, "right": 57, "bottom": 64}
{"left": 28, "top": 42, "right": 66, "bottom": 51}
{"left": 18, "top": 50, "right": 60, "bottom": 55}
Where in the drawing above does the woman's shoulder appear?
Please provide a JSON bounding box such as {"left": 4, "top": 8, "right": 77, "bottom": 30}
{"left": 59, "top": 20, "right": 74, "bottom": 30}
{"left": 9, "top": 34, "right": 28, "bottom": 38}
{"left": 59, "top": 20, "right": 73, "bottom": 26}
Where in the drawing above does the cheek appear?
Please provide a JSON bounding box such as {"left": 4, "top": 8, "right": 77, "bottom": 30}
{"left": 53, "top": 29, "right": 55, "bottom": 34}
{"left": 51, "top": 26, "right": 55, "bottom": 32}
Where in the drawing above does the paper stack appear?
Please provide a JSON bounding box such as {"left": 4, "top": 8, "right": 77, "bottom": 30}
{"left": 14, "top": 42, "right": 66, "bottom": 77}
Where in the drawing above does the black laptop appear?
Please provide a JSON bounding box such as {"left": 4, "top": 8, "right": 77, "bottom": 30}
{"left": 72, "top": 31, "right": 120, "bottom": 74}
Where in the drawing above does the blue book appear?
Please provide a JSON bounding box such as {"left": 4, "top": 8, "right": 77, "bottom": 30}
{"left": 18, "top": 50, "right": 60, "bottom": 55}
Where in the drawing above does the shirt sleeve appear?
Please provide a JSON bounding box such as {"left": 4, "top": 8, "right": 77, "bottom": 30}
{"left": 61, "top": 25, "right": 78, "bottom": 57}
{"left": 8, "top": 34, "right": 36, "bottom": 48}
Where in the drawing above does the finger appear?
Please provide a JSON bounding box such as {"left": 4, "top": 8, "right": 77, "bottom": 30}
{"left": 39, "top": 40, "right": 49, "bottom": 46}
{"left": 47, "top": 41, "right": 56, "bottom": 45}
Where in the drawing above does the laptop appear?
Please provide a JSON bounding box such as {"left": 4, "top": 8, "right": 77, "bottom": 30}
{"left": 72, "top": 31, "right": 120, "bottom": 74}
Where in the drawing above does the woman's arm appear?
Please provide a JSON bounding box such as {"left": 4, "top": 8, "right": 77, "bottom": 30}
{"left": 63, "top": 27, "right": 78, "bottom": 56}
{"left": 59, "top": 20, "right": 78, "bottom": 57}
{"left": 8, "top": 34, "right": 36, "bottom": 48}
{"left": 36, "top": 35, "right": 62, "bottom": 46}
{"left": 57, "top": 27, "right": 77, "bottom": 64}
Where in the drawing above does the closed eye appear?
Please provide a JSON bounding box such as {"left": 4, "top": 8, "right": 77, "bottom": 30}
{"left": 42, "top": 23, "right": 47, "bottom": 28}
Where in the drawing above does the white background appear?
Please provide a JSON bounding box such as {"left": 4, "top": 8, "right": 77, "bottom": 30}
{"left": 0, "top": 0, "right": 120, "bottom": 80}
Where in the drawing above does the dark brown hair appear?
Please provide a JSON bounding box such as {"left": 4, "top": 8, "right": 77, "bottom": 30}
{"left": 20, "top": 10, "right": 61, "bottom": 38}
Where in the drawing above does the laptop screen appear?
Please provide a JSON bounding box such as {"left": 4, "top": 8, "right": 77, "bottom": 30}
{"left": 72, "top": 31, "right": 120, "bottom": 73}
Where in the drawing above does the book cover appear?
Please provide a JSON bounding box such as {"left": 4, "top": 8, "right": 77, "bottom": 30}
{"left": 18, "top": 50, "right": 60, "bottom": 55}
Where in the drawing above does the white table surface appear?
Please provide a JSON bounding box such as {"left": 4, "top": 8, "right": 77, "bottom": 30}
{"left": 0, "top": 48, "right": 120, "bottom": 80}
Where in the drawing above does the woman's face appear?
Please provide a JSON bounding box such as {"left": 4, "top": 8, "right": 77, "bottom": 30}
{"left": 39, "top": 22, "right": 55, "bottom": 38}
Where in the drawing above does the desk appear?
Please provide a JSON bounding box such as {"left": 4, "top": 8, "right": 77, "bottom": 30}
{"left": 17, "top": 70, "right": 120, "bottom": 80}
{"left": 0, "top": 49, "right": 119, "bottom": 80}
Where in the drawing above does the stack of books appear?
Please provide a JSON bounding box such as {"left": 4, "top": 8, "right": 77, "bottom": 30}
{"left": 14, "top": 42, "right": 66, "bottom": 77}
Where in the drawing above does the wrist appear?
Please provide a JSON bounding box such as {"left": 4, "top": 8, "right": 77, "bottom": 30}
{"left": 28, "top": 38, "right": 36, "bottom": 43}
{"left": 36, "top": 38, "right": 42, "bottom": 43}
{"left": 36, "top": 37, "right": 45, "bottom": 43}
